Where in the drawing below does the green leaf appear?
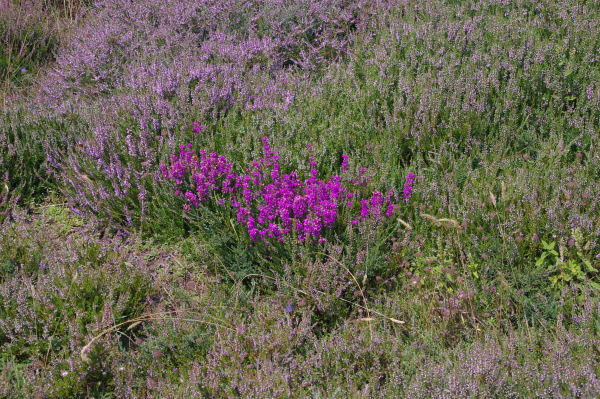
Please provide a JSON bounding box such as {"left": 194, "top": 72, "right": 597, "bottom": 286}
{"left": 589, "top": 281, "right": 600, "bottom": 292}
{"left": 584, "top": 260, "right": 597, "bottom": 273}
{"left": 568, "top": 260, "right": 579, "bottom": 273}
{"left": 541, "top": 240, "right": 555, "bottom": 251}
{"left": 536, "top": 252, "right": 547, "bottom": 266}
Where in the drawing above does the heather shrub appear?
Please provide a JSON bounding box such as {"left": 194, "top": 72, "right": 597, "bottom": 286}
{"left": 34, "top": 0, "right": 390, "bottom": 233}
{"left": 0, "top": 0, "right": 58, "bottom": 95}
{"left": 159, "top": 136, "right": 402, "bottom": 279}
{"left": 0, "top": 110, "right": 79, "bottom": 223}
{"left": 32, "top": 0, "right": 600, "bottom": 252}
{"left": 2, "top": 205, "right": 600, "bottom": 397}
{"left": 0, "top": 0, "right": 89, "bottom": 102}
{"left": 402, "top": 300, "right": 600, "bottom": 398}
{"left": 0, "top": 208, "right": 155, "bottom": 398}
{"left": 133, "top": 288, "right": 600, "bottom": 398}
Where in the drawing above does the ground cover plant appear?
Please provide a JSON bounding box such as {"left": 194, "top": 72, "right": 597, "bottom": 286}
{"left": 1, "top": 0, "right": 600, "bottom": 397}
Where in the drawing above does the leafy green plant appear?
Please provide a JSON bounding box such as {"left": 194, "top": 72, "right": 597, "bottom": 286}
{"left": 536, "top": 239, "right": 599, "bottom": 292}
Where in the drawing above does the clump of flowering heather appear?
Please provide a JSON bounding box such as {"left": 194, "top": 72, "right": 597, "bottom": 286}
{"left": 0, "top": 0, "right": 57, "bottom": 93}
{"left": 402, "top": 172, "right": 415, "bottom": 203}
{"left": 161, "top": 136, "right": 398, "bottom": 244}
{"left": 29, "top": 0, "right": 600, "bottom": 243}
{"left": 0, "top": 206, "right": 159, "bottom": 398}
{"left": 31, "top": 0, "right": 386, "bottom": 230}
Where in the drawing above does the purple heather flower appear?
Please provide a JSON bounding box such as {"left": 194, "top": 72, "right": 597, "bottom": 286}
{"left": 162, "top": 138, "right": 396, "bottom": 243}
{"left": 370, "top": 191, "right": 384, "bottom": 216}
{"left": 341, "top": 154, "right": 349, "bottom": 172}
{"left": 192, "top": 121, "right": 205, "bottom": 136}
{"left": 360, "top": 200, "right": 369, "bottom": 219}
{"left": 403, "top": 173, "right": 416, "bottom": 203}
{"left": 285, "top": 304, "right": 294, "bottom": 313}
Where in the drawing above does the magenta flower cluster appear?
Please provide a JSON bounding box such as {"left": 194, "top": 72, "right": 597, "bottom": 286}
{"left": 403, "top": 173, "right": 416, "bottom": 203}
{"left": 192, "top": 122, "right": 205, "bottom": 136}
{"left": 160, "top": 143, "right": 236, "bottom": 212}
{"left": 161, "top": 135, "right": 401, "bottom": 244}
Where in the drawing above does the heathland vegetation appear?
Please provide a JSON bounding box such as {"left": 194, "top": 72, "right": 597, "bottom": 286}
{"left": 1, "top": 0, "right": 600, "bottom": 397}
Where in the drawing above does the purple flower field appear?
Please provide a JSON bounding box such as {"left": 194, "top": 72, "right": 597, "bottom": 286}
{"left": 2, "top": 0, "right": 600, "bottom": 397}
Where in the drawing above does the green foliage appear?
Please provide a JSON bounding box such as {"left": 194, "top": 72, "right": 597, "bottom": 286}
{"left": 0, "top": 0, "right": 58, "bottom": 94}
{"left": 536, "top": 239, "right": 599, "bottom": 293}
{"left": 0, "top": 234, "right": 154, "bottom": 394}
{"left": 0, "top": 355, "right": 27, "bottom": 394}
{"left": 0, "top": 0, "right": 92, "bottom": 97}
{"left": 0, "top": 236, "right": 43, "bottom": 280}
{"left": 0, "top": 110, "right": 80, "bottom": 223}
{"left": 50, "top": 343, "right": 116, "bottom": 399}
